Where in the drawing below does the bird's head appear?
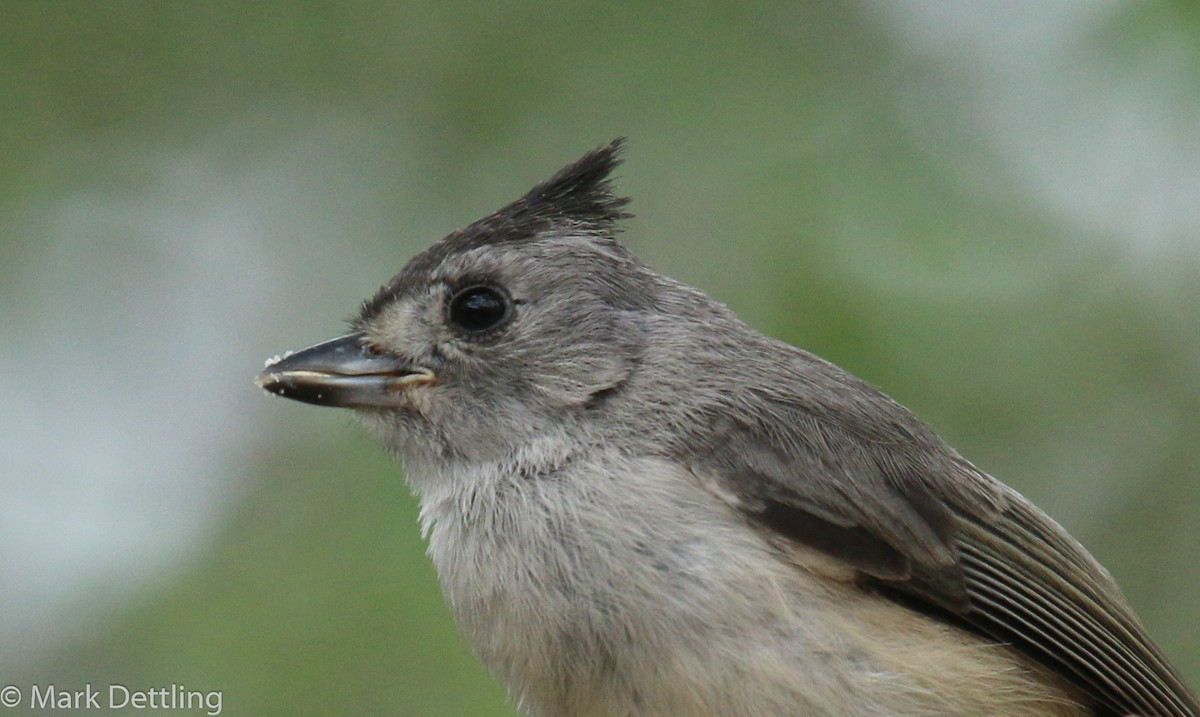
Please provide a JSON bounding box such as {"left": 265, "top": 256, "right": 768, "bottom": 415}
{"left": 257, "top": 140, "right": 664, "bottom": 469}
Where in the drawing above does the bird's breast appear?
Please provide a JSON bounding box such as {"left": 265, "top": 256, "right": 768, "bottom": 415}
{"left": 411, "top": 450, "right": 1084, "bottom": 717}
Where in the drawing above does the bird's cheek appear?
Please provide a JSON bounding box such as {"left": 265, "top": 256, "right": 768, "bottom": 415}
{"left": 529, "top": 353, "right": 631, "bottom": 407}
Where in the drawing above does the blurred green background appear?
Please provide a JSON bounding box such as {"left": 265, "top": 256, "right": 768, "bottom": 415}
{"left": 2, "top": 2, "right": 1198, "bottom": 715}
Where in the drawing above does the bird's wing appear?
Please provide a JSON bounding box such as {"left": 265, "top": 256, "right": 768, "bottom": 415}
{"left": 675, "top": 359, "right": 1197, "bottom": 717}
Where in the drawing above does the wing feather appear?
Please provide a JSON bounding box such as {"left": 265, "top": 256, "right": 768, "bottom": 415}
{"left": 676, "top": 347, "right": 1198, "bottom": 717}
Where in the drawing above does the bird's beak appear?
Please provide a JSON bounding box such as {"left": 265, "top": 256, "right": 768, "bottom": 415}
{"left": 255, "top": 332, "right": 435, "bottom": 408}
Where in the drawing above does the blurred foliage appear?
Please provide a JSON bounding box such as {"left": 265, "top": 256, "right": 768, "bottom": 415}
{"left": 2, "top": 2, "right": 1198, "bottom": 716}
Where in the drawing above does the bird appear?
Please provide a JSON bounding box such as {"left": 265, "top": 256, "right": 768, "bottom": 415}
{"left": 257, "top": 139, "right": 1197, "bottom": 717}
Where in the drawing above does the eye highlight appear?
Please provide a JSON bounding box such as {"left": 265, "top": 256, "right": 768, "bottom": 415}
{"left": 448, "top": 285, "right": 512, "bottom": 334}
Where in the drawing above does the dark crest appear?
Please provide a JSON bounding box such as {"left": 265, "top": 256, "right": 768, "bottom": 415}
{"left": 442, "top": 137, "right": 631, "bottom": 252}
{"left": 358, "top": 139, "right": 632, "bottom": 323}
{"left": 515, "top": 137, "right": 632, "bottom": 231}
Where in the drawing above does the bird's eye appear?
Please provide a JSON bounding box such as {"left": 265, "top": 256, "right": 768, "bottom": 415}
{"left": 448, "top": 286, "right": 512, "bottom": 334}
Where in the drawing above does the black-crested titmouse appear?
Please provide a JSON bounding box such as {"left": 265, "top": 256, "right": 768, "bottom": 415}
{"left": 257, "top": 140, "right": 1197, "bottom": 717}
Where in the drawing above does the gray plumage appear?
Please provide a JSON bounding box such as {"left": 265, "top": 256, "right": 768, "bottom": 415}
{"left": 258, "top": 140, "right": 1197, "bottom": 717}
